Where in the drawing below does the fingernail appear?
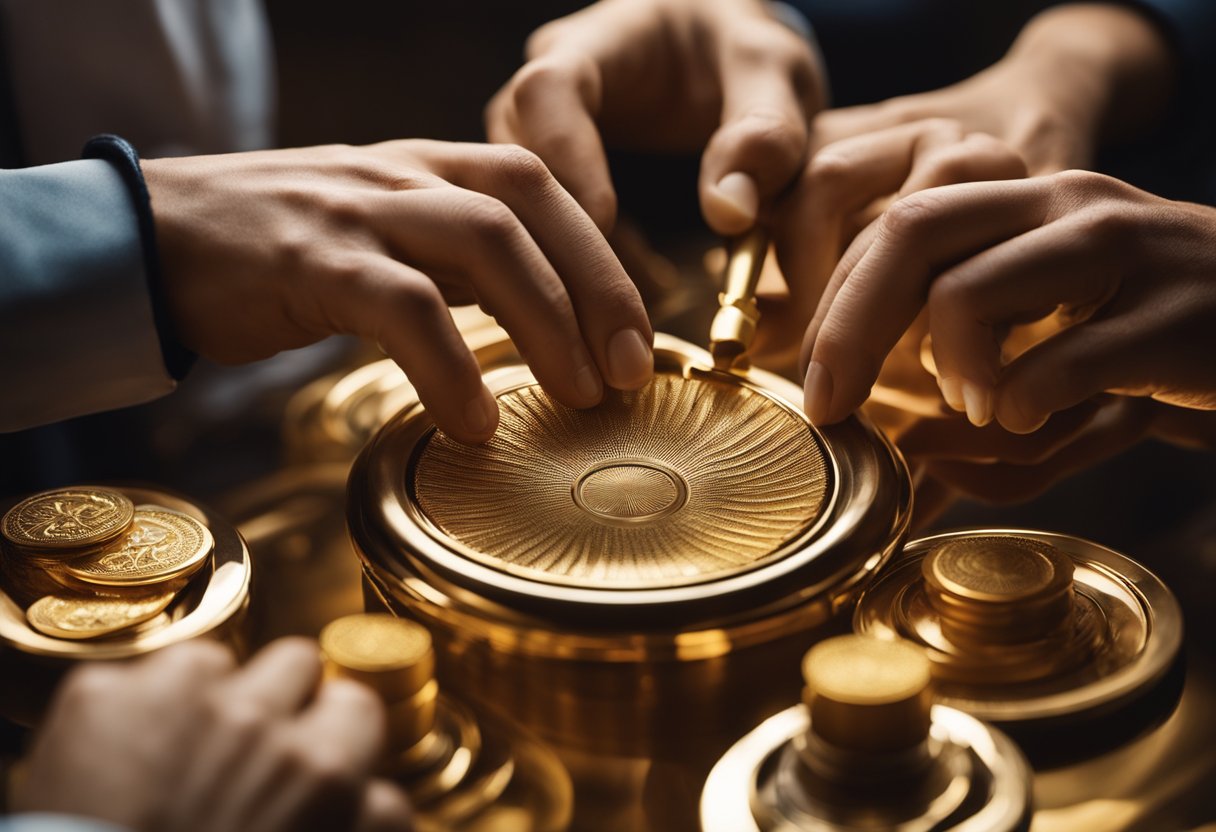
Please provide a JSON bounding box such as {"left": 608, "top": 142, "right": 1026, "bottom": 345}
{"left": 463, "top": 388, "right": 497, "bottom": 437}
{"left": 939, "top": 377, "right": 965, "bottom": 412}
{"left": 575, "top": 363, "right": 603, "bottom": 402}
{"left": 607, "top": 328, "right": 654, "bottom": 389}
{"left": 803, "top": 361, "right": 833, "bottom": 425}
{"left": 711, "top": 172, "right": 759, "bottom": 228}
{"left": 962, "top": 382, "right": 994, "bottom": 428}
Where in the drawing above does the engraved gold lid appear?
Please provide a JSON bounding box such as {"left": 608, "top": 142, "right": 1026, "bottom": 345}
{"left": 348, "top": 334, "right": 912, "bottom": 653}
{"left": 854, "top": 529, "right": 1184, "bottom": 750}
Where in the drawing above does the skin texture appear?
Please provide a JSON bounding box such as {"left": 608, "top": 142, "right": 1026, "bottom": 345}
{"left": 486, "top": 0, "right": 826, "bottom": 236}
{"left": 800, "top": 171, "right": 1216, "bottom": 436}
{"left": 12, "top": 638, "right": 411, "bottom": 832}
{"left": 143, "top": 140, "right": 655, "bottom": 445}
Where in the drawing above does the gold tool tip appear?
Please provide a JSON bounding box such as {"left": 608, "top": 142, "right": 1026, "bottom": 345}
{"left": 803, "top": 635, "right": 932, "bottom": 752}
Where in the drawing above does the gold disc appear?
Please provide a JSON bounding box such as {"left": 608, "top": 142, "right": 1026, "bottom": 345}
{"left": 412, "top": 374, "right": 831, "bottom": 589}
{"left": 26, "top": 590, "right": 175, "bottom": 640}
{"left": 2, "top": 487, "right": 134, "bottom": 553}
{"left": 321, "top": 613, "right": 435, "bottom": 700}
{"left": 924, "top": 535, "right": 1073, "bottom": 603}
{"left": 61, "top": 507, "right": 214, "bottom": 587}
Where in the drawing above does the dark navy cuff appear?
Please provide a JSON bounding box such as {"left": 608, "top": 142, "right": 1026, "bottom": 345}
{"left": 81, "top": 134, "right": 195, "bottom": 380}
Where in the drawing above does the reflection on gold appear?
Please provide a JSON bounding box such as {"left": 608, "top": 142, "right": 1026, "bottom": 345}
{"left": 414, "top": 375, "right": 830, "bottom": 589}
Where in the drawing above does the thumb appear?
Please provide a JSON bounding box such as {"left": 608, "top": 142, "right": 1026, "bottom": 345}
{"left": 699, "top": 21, "right": 823, "bottom": 235}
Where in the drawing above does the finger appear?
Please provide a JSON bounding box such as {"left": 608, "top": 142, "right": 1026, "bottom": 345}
{"left": 775, "top": 120, "right": 986, "bottom": 339}
{"left": 802, "top": 178, "right": 1051, "bottom": 425}
{"left": 926, "top": 217, "right": 1121, "bottom": 425}
{"left": 221, "top": 637, "right": 322, "bottom": 715}
{"left": 485, "top": 54, "right": 617, "bottom": 232}
{"left": 310, "top": 252, "right": 496, "bottom": 443}
{"left": 410, "top": 142, "right": 654, "bottom": 391}
{"left": 898, "top": 131, "right": 1027, "bottom": 196}
{"left": 700, "top": 19, "right": 820, "bottom": 234}
{"left": 995, "top": 312, "right": 1155, "bottom": 434}
{"left": 897, "top": 401, "right": 1100, "bottom": 463}
{"left": 362, "top": 186, "right": 609, "bottom": 411}
{"left": 293, "top": 679, "right": 386, "bottom": 775}
{"left": 132, "top": 638, "right": 236, "bottom": 689}
{"left": 355, "top": 780, "right": 414, "bottom": 832}
{"left": 923, "top": 397, "right": 1153, "bottom": 502}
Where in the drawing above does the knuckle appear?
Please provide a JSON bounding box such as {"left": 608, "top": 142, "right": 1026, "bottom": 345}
{"left": 61, "top": 664, "right": 123, "bottom": 704}
{"left": 804, "top": 151, "right": 855, "bottom": 196}
{"left": 489, "top": 144, "right": 553, "bottom": 190}
{"left": 731, "top": 111, "right": 807, "bottom": 168}
{"left": 216, "top": 700, "right": 270, "bottom": 740}
{"left": 509, "top": 56, "right": 582, "bottom": 108}
{"left": 919, "top": 117, "right": 966, "bottom": 142}
{"left": 881, "top": 193, "right": 940, "bottom": 240}
{"left": 456, "top": 194, "right": 520, "bottom": 246}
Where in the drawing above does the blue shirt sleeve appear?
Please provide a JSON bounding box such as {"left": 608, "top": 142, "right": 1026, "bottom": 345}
{"left": 0, "top": 815, "right": 130, "bottom": 832}
{"left": 0, "top": 158, "right": 176, "bottom": 432}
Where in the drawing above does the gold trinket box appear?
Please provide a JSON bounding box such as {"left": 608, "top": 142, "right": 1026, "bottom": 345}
{"left": 853, "top": 529, "right": 1184, "bottom": 762}
{"left": 348, "top": 332, "right": 911, "bottom": 826}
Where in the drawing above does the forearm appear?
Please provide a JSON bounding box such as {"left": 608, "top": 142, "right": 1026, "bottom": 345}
{"left": 1002, "top": 3, "right": 1177, "bottom": 146}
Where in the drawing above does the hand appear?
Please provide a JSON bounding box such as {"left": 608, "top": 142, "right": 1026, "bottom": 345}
{"left": 12, "top": 638, "right": 411, "bottom": 832}
{"left": 486, "top": 0, "right": 824, "bottom": 234}
{"left": 143, "top": 140, "right": 655, "bottom": 445}
{"left": 758, "top": 118, "right": 1026, "bottom": 363}
{"left": 800, "top": 170, "right": 1216, "bottom": 435}
{"left": 810, "top": 3, "right": 1176, "bottom": 175}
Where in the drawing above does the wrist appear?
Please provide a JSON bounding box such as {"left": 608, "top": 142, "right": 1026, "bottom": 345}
{"left": 1003, "top": 4, "right": 1176, "bottom": 146}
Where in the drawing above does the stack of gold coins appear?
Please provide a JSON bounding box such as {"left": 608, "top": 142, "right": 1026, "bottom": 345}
{"left": 0, "top": 486, "right": 215, "bottom": 641}
{"left": 320, "top": 613, "right": 439, "bottom": 759}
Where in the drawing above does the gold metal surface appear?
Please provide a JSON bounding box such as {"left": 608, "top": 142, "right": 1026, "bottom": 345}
{"left": 0, "top": 486, "right": 251, "bottom": 663}
{"left": 60, "top": 506, "right": 214, "bottom": 587}
{"left": 321, "top": 612, "right": 435, "bottom": 700}
{"left": 25, "top": 590, "right": 175, "bottom": 640}
{"left": 413, "top": 373, "right": 830, "bottom": 590}
{"left": 802, "top": 635, "right": 932, "bottom": 753}
{"left": 2, "top": 487, "right": 134, "bottom": 553}
{"left": 701, "top": 703, "right": 1032, "bottom": 831}
{"left": 854, "top": 529, "right": 1184, "bottom": 731}
{"left": 708, "top": 230, "right": 767, "bottom": 372}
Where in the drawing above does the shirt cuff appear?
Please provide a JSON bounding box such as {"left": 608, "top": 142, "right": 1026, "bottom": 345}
{"left": 0, "top": 158, "right": 176, "bottom": 432}
{"left": 0, "top": 814, "right": 130, "bottom": 832}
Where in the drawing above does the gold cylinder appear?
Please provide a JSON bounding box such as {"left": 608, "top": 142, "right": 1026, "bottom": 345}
{"left": 320, "top": 612, "right": 435, "bottom": 700}
{"left": 802, "top": 635, "right": 932, "bottom": 753}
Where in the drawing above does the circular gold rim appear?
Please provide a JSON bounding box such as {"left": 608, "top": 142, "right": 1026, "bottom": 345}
{"left": 2, "top": 487, "right": 135, "bottom": 552}
{"left": 61, "top": 507, "right": 215, "bottom": 587}
{"left": 854, "top": 528, "right": 1184, "bottom": 724}
{"left": 699, "top": 703, "right": 1032, "bottom": 832}
{"left": 0, "top": 487, "right": 252, "bottom": 660}
{"left": 404, "top": 372, "right": 840, "bottom": 593}
{"left": 348, "top": 333, "right": 913, "bottom": 643}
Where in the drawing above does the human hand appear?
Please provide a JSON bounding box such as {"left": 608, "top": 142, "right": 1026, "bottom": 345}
{"left": 143, "top": 140, "right": 654, "bottom": 445}
{"left": 800, "top": 170, "right": 1216, "bottom": 434}
{"left": 12, "top": 638, "right": 411, "bottom": 832}
{"left": 810, "top": 2, "right": 1176, "bottom": 176}
{"left": 757, "top": 118, "right": 1026, "bottom": 363}
{"left": 486, "top": 0, "right": 824, "bottom": 235}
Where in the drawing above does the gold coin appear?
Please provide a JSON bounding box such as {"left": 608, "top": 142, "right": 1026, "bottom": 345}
{"left": 26, "top": 591, "right": 175, "bottom": 640}
{"left": 320, "top": 613, "right": 434, "bottom": 700}
{"left": 61, "top": 507, "right": 213, "bottom": 587}
{"left": 2, "top": 487, "right": 134, "bottom": 553}
{"left": 924, "top": 536, "right": 1073, "bottom": 603}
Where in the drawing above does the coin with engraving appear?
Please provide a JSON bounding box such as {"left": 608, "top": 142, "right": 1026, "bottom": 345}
{"left": 2, "top": 488, "right": 134, "bottom": 553}
{"left": 26, "top": 590, "right": 175, "bottom": 640}
{"left": 61, "top": 507, "right": 213, "bottom": 587}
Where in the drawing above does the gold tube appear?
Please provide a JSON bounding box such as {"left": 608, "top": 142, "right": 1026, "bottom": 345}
{"left": 708, "top": 229, "right": 768, "bottom": 372}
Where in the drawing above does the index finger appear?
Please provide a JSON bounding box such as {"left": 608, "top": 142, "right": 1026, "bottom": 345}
{"left": 803, "top": 178, "right": 1051, "bottom": 424}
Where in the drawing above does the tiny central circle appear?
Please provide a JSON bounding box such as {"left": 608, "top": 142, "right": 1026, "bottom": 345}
{"left": 572, "top": 460, "right": 688, "bottom": 525}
